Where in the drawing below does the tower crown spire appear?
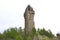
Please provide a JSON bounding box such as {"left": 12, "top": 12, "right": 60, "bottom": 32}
{"left": 26, "top": 5, "right": 33, "bottom": 11}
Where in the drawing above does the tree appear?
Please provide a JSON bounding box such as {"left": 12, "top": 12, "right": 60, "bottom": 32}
{"left": 32, "top": 27, "right": 36, "bottom": 35}
{"left": 38, "top": 28, "right": 54, "bottom": 38}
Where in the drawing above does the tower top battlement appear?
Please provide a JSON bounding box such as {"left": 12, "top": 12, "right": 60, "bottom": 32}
{"left": 24, "top": 5, "right": 35, "bottom": 19}
{"left": 25, "top": 5, "right": 34, "bottom": 12}
{"left": 26, "top": 5, "right": 33, "bottom": 11}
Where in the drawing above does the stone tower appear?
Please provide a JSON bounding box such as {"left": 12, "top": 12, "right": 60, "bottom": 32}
{"left": 24, "top": 5, "right": 35, "bottom": 34}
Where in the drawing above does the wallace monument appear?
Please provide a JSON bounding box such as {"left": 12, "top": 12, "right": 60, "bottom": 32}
{"left": 24, "top": 5, "right": 36, "bottom": 40}
{"left": 24, "top": 5, "right": 35, "bottom": 35}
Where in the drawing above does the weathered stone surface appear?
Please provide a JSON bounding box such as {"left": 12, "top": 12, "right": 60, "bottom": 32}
{"left": 24, "top": 5, "right": 35, "bottom": 34}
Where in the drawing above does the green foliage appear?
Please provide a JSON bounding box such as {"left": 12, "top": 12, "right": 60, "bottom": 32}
{"left": 32, "top": 27, "right": 36, "bottom": 35}
{"left": 1, "top": 27, "right": 23, "bottom": 40}
{"left": 16, "top": 35, "right": 23, "bottom": 40}
{"left": 26, "top": 36, "right": 32, "bottom": 40}
{"left": 38, "top": 28, "right": 54, "bottom": 38}
{"left": 3, "top": 28, "right": 17, "bottom": 39}
{"left": 0, "top": 27, "right": 55, "bottom": 40}
{"left": 0, "top": 33, "right": 4, "bottom": 40}
{"left": 42, "top": 37, "right": 51, "bottom": 40}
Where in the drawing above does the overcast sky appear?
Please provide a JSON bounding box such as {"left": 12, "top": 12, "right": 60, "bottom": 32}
{"left": 0, "top": 0, "right": 60, "bottom": 35}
